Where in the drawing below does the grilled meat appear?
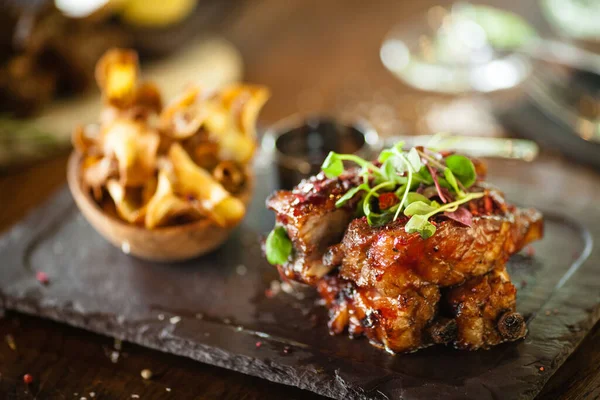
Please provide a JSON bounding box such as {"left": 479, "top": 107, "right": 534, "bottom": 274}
{"left": 266, "top": 171, "right": 360, "bottom": 284}
{"left": 443, "top": 266, "right": 526, "bottom": 350}
{"left": 335, "top": 202, "right": 543, "bottom": 292}
{"left": 318, "top": 275, "right": 441, "bottom": 353}
{"left": 317, "top": 265, "right": 526, "bottom": 353}
{"left": 265, "top": 154, "right": 542, "bottom": 354}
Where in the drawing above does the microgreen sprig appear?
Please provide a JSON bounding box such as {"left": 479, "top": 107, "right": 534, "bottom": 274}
{"left": 320, "top": 140, "right": 484, "bottom": 238}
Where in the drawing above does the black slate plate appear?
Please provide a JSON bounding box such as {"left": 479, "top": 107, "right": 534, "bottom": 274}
{"left": 1, "top": 157, "right": 599, "bottom": 400}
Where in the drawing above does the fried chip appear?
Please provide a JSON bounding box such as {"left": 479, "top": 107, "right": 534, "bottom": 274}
{"left": 77, "top": 48, "right": 268, "bottom": 230}
{"left": 95, "top": 49, "right": 140, "bottom": 108}
{"left": 159, "top": 86, "right": 207, "bottom": 139}
{"left": 144, "top": 168, "right": 199, "bottom": 229}
{"left": 168, "top": 143, "right": 245, "bottom": 227}
{"left": 106, "top": 179, "right": 146, "bottom": 224}
{"left": 72, "top": 125, "right": 101, "bottom": 155}
{"left": 83, "top": 156, "right": 118, "bottom": 194}
{"left": 213, "top": 160, "right": 245, "bottom": 194}
{"left": 218, "top": 84, "right": 270, "bottom": 139}
{"left": 204, "top": 84, "right": 270, "bottom": 164}
{"left": 102, "top": 119, "right": 159, "bottom": 187}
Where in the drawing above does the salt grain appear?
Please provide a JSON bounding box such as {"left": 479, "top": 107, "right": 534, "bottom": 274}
{"left": 158, "top": 314, "right": 165, "bottom": 321}
{"left": 121, "top": 241, "right": 131, "bottom": 254}
{"left": 166, "top": 388, "right": 172, "bottom": 392}
{"left": 281, "top": 281, "right": 293, "bottom": 294}
{"left": 169, "top": 316, "right": 181, "bottom": 325}
{"left": 236, "top": 265, "right": 247, "bottom": 276}
{"left": 89, "top": 393, "right": 95, "bottom": 398}
{"left": 195, "top": 313, "right": 204, "bottom": 319}
{"left": 110, "top": 351, "right": 120, "bottom": 363}
{"left": 131, "top": 395, "right": 140, "bottom": 399}
{"left": 141, "top": 369, "right": 153, "bottom": 380}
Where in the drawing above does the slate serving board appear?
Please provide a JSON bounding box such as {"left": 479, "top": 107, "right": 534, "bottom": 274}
{"left": 1, "top": 156, "right": 599, "bottom": 400}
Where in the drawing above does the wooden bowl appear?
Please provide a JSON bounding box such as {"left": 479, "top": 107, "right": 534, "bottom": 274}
{"left": 67, "top": 153, "right": 254, "bottom": 262}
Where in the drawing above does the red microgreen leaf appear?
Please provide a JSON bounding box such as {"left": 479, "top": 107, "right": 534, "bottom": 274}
{"left": 427, "top": 164, "right": 448, "bottom": 204}
{"left": 444, "top": 206, "right": 473, "bottom": 227}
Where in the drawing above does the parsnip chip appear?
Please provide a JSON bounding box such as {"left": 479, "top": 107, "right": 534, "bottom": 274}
{"left": 204, "top": 84, "right": 269, "bottom": 164}
{"left": 159, "top": 86, "right": 206, "bottom": 139}
{"left": 213, "top": 160, "right": 245, "bottom": 194}
{"left": 218, "top": 84, "right": 270, "bottom": 139}
{"left": 106, "top": 179, "right": 146, "bottom": 224}
{"left": 95, "top": 49, "right": 140, "bottom": 108}
{"left": 72, "top": 125, "right": 100, "bottom": 155}
{"left": 102, "top": 119, "right": 159, "bottom": 187}
{"left": 83, "top": 156, "right": 117, "bottom": 191}
{"left": 144, "top": 168, "right": 199, "bottom": 229}
{"left": 168, "top": 143, "right": 245, "bottom": 227}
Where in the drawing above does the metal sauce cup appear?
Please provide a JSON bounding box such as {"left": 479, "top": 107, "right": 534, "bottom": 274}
{"left": 263, "top": 115, "right": 380, "bottom": 189}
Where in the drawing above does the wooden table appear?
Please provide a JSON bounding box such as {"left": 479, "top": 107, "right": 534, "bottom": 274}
{"left": 1, "top": 0, "right": 599, "bottom": 398}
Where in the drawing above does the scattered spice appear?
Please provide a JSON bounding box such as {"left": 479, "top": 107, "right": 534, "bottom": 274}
{"left": 283, "top": 346, "right": 291, "bottom": 354}
{"left": 5, "top": 334, "right": 16, "bottom": 351}
{"left": 23, "top": 374, "right": 33, "bottom": 384}
{"left": 36, "top": 271, "right": 49, "bottom": 285}
{"left": 255, "top": 341, "right": 262, "bottom": 348}
{"left": 141, "top": 369, "right": 153, "bottom": 380}
{"left": 539, "top": 367, "right": 545, "bottom": 372}
{"left": 265, "top": 280, "right": 281, "bottom": 298}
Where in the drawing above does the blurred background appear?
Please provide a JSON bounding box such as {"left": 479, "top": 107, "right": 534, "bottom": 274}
{"left": 0, "top": 0, "right": 599, "bottom": 226}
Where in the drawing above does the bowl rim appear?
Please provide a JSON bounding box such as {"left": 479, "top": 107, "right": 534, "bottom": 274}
{"left": 67, "top": 152, "right": 254, "bottom": 235}
{"left": 260, "top": 113, "right": 381, "bottom": 172}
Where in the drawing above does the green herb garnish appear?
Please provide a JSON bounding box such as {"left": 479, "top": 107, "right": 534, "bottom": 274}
{"left": 320, "top": 140, "right": 484, "bottom": 239}
{"left": 265, "top": 226, "right": 293, "bottom": 265}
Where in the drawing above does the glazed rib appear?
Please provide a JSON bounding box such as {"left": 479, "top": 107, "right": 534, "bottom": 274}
{"left": 265, "top": 160, "right": 543, "bottom": 354}
{"left": 266, "top": 172, "right": 360, "bottom": 284}
{"left": 336, "top": 202, "right": 543, "bottom": 292}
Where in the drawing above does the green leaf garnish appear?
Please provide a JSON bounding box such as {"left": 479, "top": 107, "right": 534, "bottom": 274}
{"left": 445, "top": 154, "right": 477, "bottom": 188}
{"left": 443, "top": 168, "right": 464, "bottom": 197}
{"left": 405, "top": 192, "right": 431, "bottom": 205}
{"left": 404, "top": 201, "right": 438, "bottom": 216}
{"left": 265, "top": 226, "right": 293, "bottom": 265}
{"left": 321, "top": 152, "right": 345, "bottom": 178}
{"left": 319, "top": 139, "right": 485, "bottom": 239}
{"left": 405, "top": 214, "right": 437, "bottom": 239}
{"left": 335, "top": 183, "right": 370, "bottom": 208}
